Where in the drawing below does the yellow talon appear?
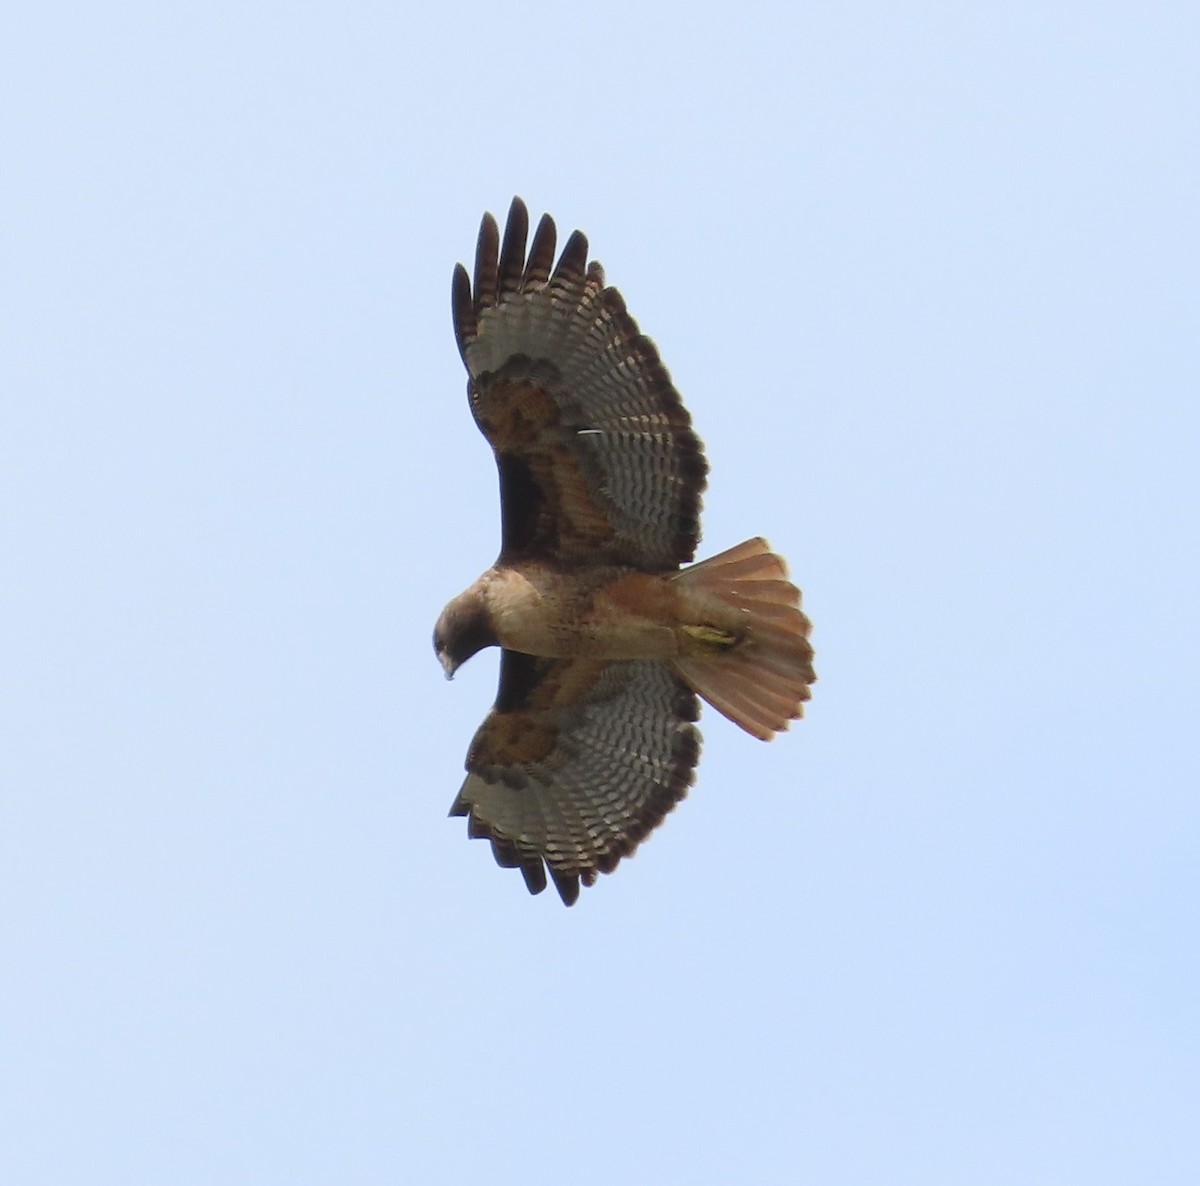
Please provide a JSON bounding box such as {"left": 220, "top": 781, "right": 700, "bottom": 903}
{"left": 682, "top": 624, "right": 739, "bottom": 650}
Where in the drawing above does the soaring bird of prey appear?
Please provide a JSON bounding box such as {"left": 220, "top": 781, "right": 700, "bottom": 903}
{"left": 434, "top": 198, "right": 815, "bottom": 904}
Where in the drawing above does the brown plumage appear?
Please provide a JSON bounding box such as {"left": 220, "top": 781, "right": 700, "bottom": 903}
{"left": 434, "top": 198, "right": 816, "bottom": 905}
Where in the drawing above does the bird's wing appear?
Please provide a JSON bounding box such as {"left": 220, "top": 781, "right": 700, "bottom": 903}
{"left": 452, "top": 197, "right": 708, "bottom": 570}
{"left": 450, "top": 650, "right": 701, "bottom": 904}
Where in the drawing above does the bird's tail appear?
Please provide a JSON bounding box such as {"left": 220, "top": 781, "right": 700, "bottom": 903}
{"left": 671, "top": 538, "right": 816, "bottom": 741}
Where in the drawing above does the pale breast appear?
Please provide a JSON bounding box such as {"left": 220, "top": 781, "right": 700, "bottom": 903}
{"left": 483, "top": 564, "right": 683, "bottom": 661}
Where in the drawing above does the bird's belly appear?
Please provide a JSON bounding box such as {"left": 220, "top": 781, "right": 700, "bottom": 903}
{"left": 490, "top": 568, "right": 684, "bottom": 661}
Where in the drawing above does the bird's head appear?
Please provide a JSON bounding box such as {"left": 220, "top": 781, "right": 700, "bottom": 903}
{"left": 433, "top": 587, "right": 497, "bottom": 680}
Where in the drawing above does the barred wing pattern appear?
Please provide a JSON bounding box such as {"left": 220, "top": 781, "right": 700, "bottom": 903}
{"left": 452, "top": 198, "right": 708, "bottom": 570}
{"left": 450, "top": 651, "right": 701, "bottom": 905}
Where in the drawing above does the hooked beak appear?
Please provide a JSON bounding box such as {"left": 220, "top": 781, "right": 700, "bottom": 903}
{"left": 438, "top": 650, "right": 457, "bottom": 680}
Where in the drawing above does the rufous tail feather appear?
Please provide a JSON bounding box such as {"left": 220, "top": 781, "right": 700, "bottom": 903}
{"left": 671, "top": 538, "right": 816, "bottom": 741}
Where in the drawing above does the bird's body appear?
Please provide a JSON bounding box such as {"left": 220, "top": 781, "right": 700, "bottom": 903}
{"left": 435, "top": 199, "right": 816, "bottom": 904}
{"left": 449, "top": 562, "right": 734, "bottom": 663}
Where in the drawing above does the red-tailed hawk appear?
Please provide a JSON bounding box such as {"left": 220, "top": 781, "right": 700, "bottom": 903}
{"left": 435, "top": 198, "right": 816, "bottom": 904}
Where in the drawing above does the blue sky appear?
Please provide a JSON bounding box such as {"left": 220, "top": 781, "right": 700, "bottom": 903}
{"left": 2, "top": 2, "right": 1197, "bottom": 1182}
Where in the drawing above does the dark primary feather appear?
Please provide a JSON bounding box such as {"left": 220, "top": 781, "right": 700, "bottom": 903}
{"left": 524, "top": 213, "right": 556, "bottom": 288}
{"left": 451, "top": 197, "right": 709, "bottom": 571}
{"left": 473, "top": 211, "right": 499, "bottom": 312}
{"left": 497, "top": 198, "right": 527, "bottom": 294}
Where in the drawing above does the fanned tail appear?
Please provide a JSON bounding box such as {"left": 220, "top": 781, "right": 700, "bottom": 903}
{"left": 671, "top": 538, "right": 815, "bottom": 741}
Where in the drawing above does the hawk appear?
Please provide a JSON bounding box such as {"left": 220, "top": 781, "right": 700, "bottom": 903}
{"left": 434, "top": 198, "right": 816, "bottom": 904}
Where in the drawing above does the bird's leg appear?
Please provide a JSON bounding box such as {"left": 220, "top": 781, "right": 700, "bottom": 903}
{"left": 680, "top": 624, "right": 740, "bottom": 650}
